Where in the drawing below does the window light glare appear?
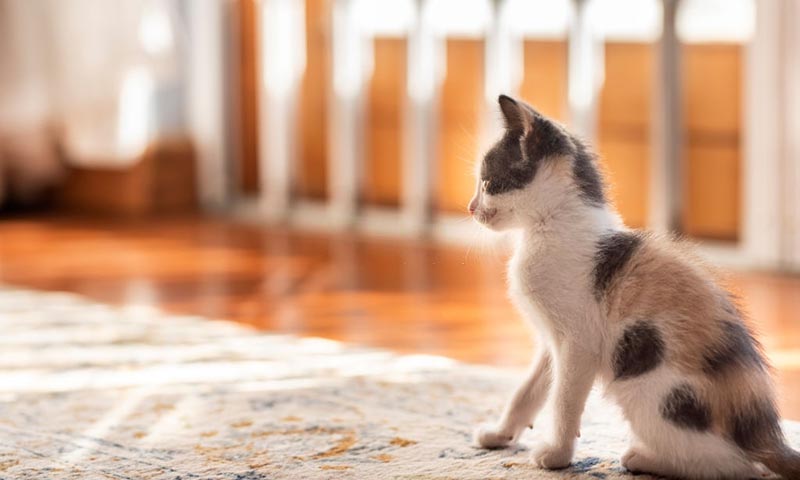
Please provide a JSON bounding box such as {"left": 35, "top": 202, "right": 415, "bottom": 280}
{"left": 117, "top": 66, "right": 153, "bottom": 160}
{"left": 427, "top": 0, "right": 491, "bottom": 37}
{"left": 588, "top": 0, "right": 661, "bottom": 42}
{"left": 677, "top": 0, "right": 755, "bottom": 43}
{"left": 139, "top": 1, "right": 174, "bottom": 56}
{"left": 503, "top": 0, "right": 571, "bottom": 38}
{"left": 262, "top": 0, "right": 306, "bottom": 97}
{"left": 353, "top": 0, "right": 415, "bottom": 36}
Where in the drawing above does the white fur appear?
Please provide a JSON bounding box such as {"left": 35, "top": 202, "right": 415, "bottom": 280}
{"left": 469, "top": 159, "right": 760, "bottom": 479}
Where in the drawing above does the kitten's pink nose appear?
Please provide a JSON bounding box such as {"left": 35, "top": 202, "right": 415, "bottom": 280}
{"left": 468, "top": 196, "right": 478, "bottom": 215}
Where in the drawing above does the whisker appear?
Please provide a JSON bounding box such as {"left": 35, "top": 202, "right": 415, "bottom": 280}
{"left": 465, "top": 226, "right": 479, "bottom": 262}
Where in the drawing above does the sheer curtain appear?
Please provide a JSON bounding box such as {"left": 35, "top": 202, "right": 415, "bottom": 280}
{"left": 0, "top": 0, "right": 185, "bottom": 170}
{"left": 48, "top": 0, "right": 185, "bottom": 166}
{"left": 0, "top": 0, "right": 62, "bottom": 204}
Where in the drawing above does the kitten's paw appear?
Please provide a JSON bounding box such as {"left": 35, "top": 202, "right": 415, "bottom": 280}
{"left": 621, "top": 448, "right": 652, "bottom": 473}
{"left": 530, "top": 442, "right": 573, "bottom": 470}
{"left": 473, "top": 424, "right": 514, "bottom": 449}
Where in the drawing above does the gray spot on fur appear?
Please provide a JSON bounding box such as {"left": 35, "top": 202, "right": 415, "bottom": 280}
{"left": 720, "top": 294, "right": 740, "bottom": 316}
{"left": 571, "top": 139, "right": 606, "bottom": 205}
{"left": 613, "top": 322, "right": 664, "bottom": 380}
{"left": 703, "top": 319, "right": 765, "bottom": 377}
{"left": 732, "top": 397, "right": 782, "bottom": 452}
{"left": 592, "top": 231, "right": 642, "bottom": 299}
{"left": 520, "top": 111, "right": 573, "bottom": 168}
{"left": 661, "top": 384, "right": 711, "bottom": 431}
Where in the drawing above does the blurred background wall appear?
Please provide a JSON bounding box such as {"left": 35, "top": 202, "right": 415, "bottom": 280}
{"left": 1, "top": 0, "right": 800, "bottom": 270}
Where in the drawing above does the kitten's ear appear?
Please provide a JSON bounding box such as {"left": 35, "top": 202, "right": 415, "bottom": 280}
{"left": 498, "top": 95, "right": 534, "bottom": 133}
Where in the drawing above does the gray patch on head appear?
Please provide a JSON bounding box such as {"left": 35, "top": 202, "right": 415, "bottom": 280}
{"left": 592, "top": 231, "right": 643, "bottom": 299}
{"left": 571, "top": 139, "right": 606, "bottom": 205}
{"left": 521, "top": 112, "right": 574, "bottom": 164}
{"left": 731, "top": 397, "right": 782, "bottom": 452}
{"left": 481, "top": 130, "right": 536, "bottom": 195}
{"left": 613, "top": 321, "right": 664, "bottom": 380}
{"left": 703, "top": 318, "right": 766, "bottom": 377}
{"left": 482, "top": 98, "right": 601, "bottom": 200}
{"left": 660, "top": 384, "right": 712, "bottom": 431}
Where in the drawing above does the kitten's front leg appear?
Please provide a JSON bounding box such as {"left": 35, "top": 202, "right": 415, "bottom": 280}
{"left": 475, "top": 349, "right": 552, "bottom": 448}
{"left": 530, "top": 342, "right": 597, "bottom": 469}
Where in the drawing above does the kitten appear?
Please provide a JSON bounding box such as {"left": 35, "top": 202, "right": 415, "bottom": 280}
{"left": 470, "top": 95, "right": 800, "bottom": 479}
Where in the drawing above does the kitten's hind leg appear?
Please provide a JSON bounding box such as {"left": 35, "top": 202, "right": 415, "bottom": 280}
{"left": 475, "top": 349, "right": 552, "bottom": 448}
{"left": 623, "top": 432, "right": 764, "bottom": 479}
{"left": 623, "top": 445, "right": 763, "bottom": 480}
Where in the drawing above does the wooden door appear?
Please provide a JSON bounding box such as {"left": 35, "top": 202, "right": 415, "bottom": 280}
{"left": 435, "top": 38, "right": 485, "bottom": 214}
{"left": 519, "top": 39, "right": 568, "bottom": 122}
{"left": 295, "top": 0, "right": 332, "bottom": 200}
{"left": 362, "top": 38, "right": 407, "bottom": 206}
{"left": 597, "top": 42, "right": 654, "bottom": 229}
{"left": 681, "top": 43, "right": 742, "bottom": 241}
{"left": 236, "top": 0, "right": 260, "bottom": 194}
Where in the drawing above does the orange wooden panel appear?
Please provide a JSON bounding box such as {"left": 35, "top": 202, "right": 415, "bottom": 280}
{"left": 682, "top": 44, "right": 742, "bottom": 134}
{"left": 596, "top": 42, "right": 653, "bottom": 228}
{"left": 296, "top": 0, "right": 331, "bottom": 199}
{"left": 519, "top": 40, "right": 568, "bottom": 122}
{"left": 237, "top": 0, "right": 260, "bottom": 194}
{"left": 58, "top": 139, "right": 197, "bottom": 216}
{"left": 363, "top": 38, "right": 407, "bottom": 206}
{"left": 682, "top": 143, "right": 740, "bottom": 241}
{"left": 436, "top": 39, "right": 485, "bottom": 214}
{"left": 599, "top": 42, "right": 654, "bottom": 128}
{"left": 681, "top": 43, "right": 742, "bottom": 240}
{"left": 596, "top": 138, "right": 649, "bottom": 229}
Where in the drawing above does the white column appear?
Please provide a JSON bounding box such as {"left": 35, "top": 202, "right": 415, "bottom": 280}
{"left": 741, "top": 0, "right": 784, "bottom": 269}
{"left": 567, "top": 0, "right": 603, "bottom": 141}
{"left": 186, "top": 0, "right": 231, "bottom": 210}
{"left": 648, "top": 0, "right": 683, "bottom": 233}
{"left": 258, "top": 0, "right": 306, "bottom": 221}
{"left": 328, "top": 0, "right": 367, "bottom": 228}
{"left": 483, "top": 0, "right": 522, "bottom": 139}
{"left": 402, "top": 0, "right": 440, "bottom": 234}
{"left": 780, "top": 0, "right": 800, "bottom": 269}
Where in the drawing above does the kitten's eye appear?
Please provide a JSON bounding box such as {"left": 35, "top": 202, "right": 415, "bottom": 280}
{"left": 482, "top": 180, "right": 490, "bottom": 192}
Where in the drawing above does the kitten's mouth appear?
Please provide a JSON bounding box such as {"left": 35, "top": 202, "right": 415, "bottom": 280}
{"left": 476, "top": 208, "right": 497, "bottom": 224}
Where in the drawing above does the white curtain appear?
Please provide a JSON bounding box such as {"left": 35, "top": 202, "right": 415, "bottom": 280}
{"left": 0, "top": 0, "right": 184, "bottom": 169}
{"left": 0, "top": 0, "right": 62, "bottom": 203}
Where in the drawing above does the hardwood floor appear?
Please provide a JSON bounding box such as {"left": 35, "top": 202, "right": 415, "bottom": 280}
{"left": 1, "top": 216, "right": 799, "bottom": 419}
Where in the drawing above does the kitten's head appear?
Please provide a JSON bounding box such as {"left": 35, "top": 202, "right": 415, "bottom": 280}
{"left": 468, "top": 95, "right": 605, "bottom": 231}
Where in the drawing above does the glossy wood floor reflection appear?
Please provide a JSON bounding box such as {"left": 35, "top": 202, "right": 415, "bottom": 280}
{"left": 1, "top": 216, "right": 799, "bottom": 419}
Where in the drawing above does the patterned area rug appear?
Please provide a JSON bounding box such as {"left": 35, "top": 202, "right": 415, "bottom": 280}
{"left": 0, "top": 288, "right": 798, "bottom": 479}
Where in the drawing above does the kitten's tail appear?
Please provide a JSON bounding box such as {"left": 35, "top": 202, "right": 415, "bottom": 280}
{"left": 754, "top": 445, "right": 800, "bottom": 479}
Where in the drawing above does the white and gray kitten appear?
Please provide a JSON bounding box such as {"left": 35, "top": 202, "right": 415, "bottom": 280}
{"left": 469, "top": 95, "right": 800, "bottom": 479}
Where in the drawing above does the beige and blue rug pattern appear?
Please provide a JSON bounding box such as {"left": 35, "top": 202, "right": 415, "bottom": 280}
{"left": 0, "top": 288, "right": 797, "bottom": 479}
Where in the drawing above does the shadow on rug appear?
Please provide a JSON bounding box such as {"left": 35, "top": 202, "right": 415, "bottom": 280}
{"left": 0, "top": 287, "right": 796, "bottom": 479}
